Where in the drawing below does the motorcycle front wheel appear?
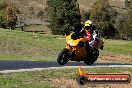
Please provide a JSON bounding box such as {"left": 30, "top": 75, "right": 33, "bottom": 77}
{"left": 57, "top": 48, "right": 69, "bottom": 65}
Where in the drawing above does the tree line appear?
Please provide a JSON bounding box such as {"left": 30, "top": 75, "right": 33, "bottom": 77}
{"left": 46, "top": 0, "right": 132, "bottom": 40}
{"left": 0, "top": 2, "right": 45, "bottom": 31}
{"left": 0, "top": 0, "right": 131, "bottom": 40}
{"left": 0, "top": 3, "right": 18, "bottom": 30}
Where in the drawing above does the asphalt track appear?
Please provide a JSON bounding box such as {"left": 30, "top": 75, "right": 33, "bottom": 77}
{"left": 0, "top": 60, "right": 132, "bottom": 73}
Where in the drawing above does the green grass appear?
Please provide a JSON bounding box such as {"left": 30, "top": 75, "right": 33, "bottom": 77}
{"left": 0, "top": 28, "right": 132, "bottom": 61}
{"left": 0, "top": 28, "right": 65, "bottom": 61}
{"left": 0, "top": 67, "right": 132, "bottom": 88}
{"left": 103, "top": 39, "right": 132, "bottom": 56}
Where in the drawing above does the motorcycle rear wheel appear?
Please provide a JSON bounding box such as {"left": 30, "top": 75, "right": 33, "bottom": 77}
{"left": 57, "top": 48, "right": 69, "bottom": 65}
{"left": 84, "top": 49, "right": 99, "bottom": 65}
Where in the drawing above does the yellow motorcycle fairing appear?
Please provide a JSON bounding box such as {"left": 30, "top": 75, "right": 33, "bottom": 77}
{"left": 66, "top": 33, "right": 88, "bottom": 46}
{"left": 65, "top": 33, "right": 88, "bottom": 61}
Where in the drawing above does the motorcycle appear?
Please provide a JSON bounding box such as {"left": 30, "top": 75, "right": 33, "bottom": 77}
{"left": 57, "top": 32, "right": 104, "bottom": 65}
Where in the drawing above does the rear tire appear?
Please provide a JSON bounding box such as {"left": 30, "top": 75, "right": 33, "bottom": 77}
{"left": 57, "top": 48, "right": 69, "bottom": 65}
{"left": 84, "top": 49, "right": 99, "bottom": 65}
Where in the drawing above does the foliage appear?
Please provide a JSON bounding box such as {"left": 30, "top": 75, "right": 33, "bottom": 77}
{"left": 0, "top": 3, "right": 6, "bottom": 27}
{"left": 0, "top": 9, "right": 5, "bottom": 25}
{"left": 114, "top": 0, "right": 132, "bottom": 40}
{"left": 4, "top": 3, "right": 18, "bottom": 29}
{"left": 0, "top": 3, "right": 18, "bottom": 30}
{"left": 46, "top": 0, "right": 81, "bottom": 35}
{"left": 37, "top": 10, "right": 44, "bottom": 21}
{"left": 90, "top": 0, "right": 117, "bottom": 38}
{"left": 120, "top": 0, "right": 132, "bottom": 40}
{"left": 81, "top": 10, "right": 91, "bottom": 21}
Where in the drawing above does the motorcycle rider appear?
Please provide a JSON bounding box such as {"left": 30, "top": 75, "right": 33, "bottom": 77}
{"left": 80, "top": 20, "right": 98, "bottom": 49}
{"left": 73, "top": 20, "right": 103, "bottom": 50}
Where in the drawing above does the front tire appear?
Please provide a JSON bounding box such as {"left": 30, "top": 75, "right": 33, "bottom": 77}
{"left": 57, "top": 48, "right": 69, "bottom": 65}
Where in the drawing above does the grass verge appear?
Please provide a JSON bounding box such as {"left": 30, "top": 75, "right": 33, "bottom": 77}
{"left": 0, "top": 67, "right": 132, "bottom": 88}
{"left": 0, "top": 29, "right": 65, "bottom": 61}
{"left": 103, "top": 39, "right": 132, "bottom": 56}
{"left": 0, "top": 28, "right": 131, "bottom": 61}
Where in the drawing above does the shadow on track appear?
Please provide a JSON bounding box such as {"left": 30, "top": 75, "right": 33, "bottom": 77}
{"left": 0, "top": 60, "right": 132, "bottom": 71}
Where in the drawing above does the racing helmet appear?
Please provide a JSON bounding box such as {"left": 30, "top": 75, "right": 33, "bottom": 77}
{"left": 84, "top": 20, "right": 93, "bottom": 27}
{"left": 84, "top": 20, "right": 93, "bottom": 31}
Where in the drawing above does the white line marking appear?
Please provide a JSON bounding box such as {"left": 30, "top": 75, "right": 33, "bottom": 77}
{"left": 0, "top": 65, "right": 132, "bottom": 73}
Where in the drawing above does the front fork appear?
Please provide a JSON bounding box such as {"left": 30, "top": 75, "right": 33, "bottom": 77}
{"left": 66, "top": 46, "right": 76, "bottom": 60}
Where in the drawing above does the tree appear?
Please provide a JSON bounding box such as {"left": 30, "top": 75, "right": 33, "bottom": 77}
{"left": 0, "top": 9, "right": 5, "bottom": 26}
{"left": 0, "top": 3, "right": 7, "bottom": 28}
{"left": 0, "top": 3, "right": 18, "bottom": 30}
{"left": 125, "top": 0, "right": 131, "bottom": 9}
{"left": 115, "top": 0, "right": 132, "bottom": 40}
{"left": 37, "top": 10, "right": 44, "bottom": 22}
{"left": 81, "top": 10, "right": 91, "bottom": 20}
{"left": 90, "top": 0, "right": 117, "bottom": 38}
{"left": 121, "top": 0, "right": 132, "bottom": 40}
{"left": 4, "top": 3, "right": 18, "bottom": 29}
{"left": 46, "top": 0, "right": 81, "bottom": 35}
